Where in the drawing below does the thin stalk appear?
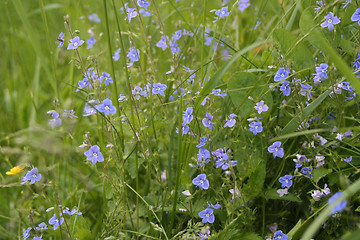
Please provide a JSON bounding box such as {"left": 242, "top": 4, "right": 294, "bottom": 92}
{"left": 103, "top": 0, "right": 125, "bottom": 152}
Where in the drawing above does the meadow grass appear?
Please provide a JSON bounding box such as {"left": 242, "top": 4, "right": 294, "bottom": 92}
{"left": 1, "top": 0, "right": 360, "bottom": 239}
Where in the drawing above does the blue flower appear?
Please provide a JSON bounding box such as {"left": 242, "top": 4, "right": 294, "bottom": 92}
{"left": 118, "top": 94, "right": 127, "bottom": 102}
{"left": 48, "top": 214, "right": 64, "bottom": 230}
{"left": 127, "top": 47, "right": 140, "bottom": 67}
{"left": 95, "top": 98, "right": 117, "bottom": 115}
{"left": 351, "top": 8, "right": 360, "bottom": 25}
{"left": 170, "top": 41, "right": 180, "bottom": 54}
{"left": 126, "top": 8, "right": 138, "bottom": 23}
{"left": 273, "top": 230, "right": 288, "bottom": 240}
{"left": 172, "top": 30, "right": 183, "bottom": 42}
{"left": 196, "top": 137, "right": 208, "bottom": 148}
{"left": 192, "top": 173, "right": 209, "bottom": 190}
{"left": 320, "top": 12, "right": 340, "bottom": 31}
{"left": 301, "top": 167, "right": 313, "bottom": 179}
{"left": 132, "top": 86, "right": 147, "bottom": 100}
{"left": 33, "top": 236, "right": 43, "bottom": 240}
{"left": 84, "top": 145, "right": 104, "bottom": 165}
{"left": 86, "top": 36, "right": 96, "bottom": 49}
{"left": 300, "top": 83, "right": 314, "bottom": 100}
{"left": 139, "top": 9, "right": 152, "bottom": 16}
{"left": 35, "top": 222, "right": 48, "bottom": 232}
{"left": 280, "top": 82, "right": 291, "bottom": 96}
{"left": 88, "top": 13, "right": 101, "bottom": 23}
{"left": 57, "top": 32, "right": 64, "bottom": 47}
{"left": 197, "top": 147, "right": 211, "bottom": 166}
{"left": 100, "top": 72, "right": 113, "bottom": 86}
{"left": 67, "top": 36, "right": 85, "bottom": 50}
{"left": 156, "top": 35, "right": 169, "bottom": 50}
{"left": 268, "top": 141, "right": 284, "bottom": 158}
{"left": 137, "top": 0, "right": 150, "bottom": 9}
{"left": 198, "top": 208, "right": 215, "bottom": 223}
{"left": 21, "top": 168, "right": 42, "bottom": 185}
{"left": 238, "top": 0, "right": 250, "bottom": 12}
{"left": 202, "top": 113, "right": 215, "bottom": 130}
{"left": 249, "top": 120, "right": 263, "bottom": 135}
{"left": 152, "top": 83, "right": 167, "bottom": 96}
{"left": 47, "top": 111, "right": 62, "bottom": 129}
{"left": 23, "top": 227, "right": 32, "bottom": 240}
{"left": 183, "top": 107, "right": 194, "bottom": 124}
{"left": 213, "top": 6, "right": 229, "bottom": 22}
{"left": 63, "top": 207, "right": 82, "bottom": 216}
{"left": 344, "top": 156, "right": 352, "bottom": 163}
{"left": 254, "top": 100, "right": 269, "bottom": 114}
{"left": 212, "top": 148, "right": 237, "bottom": 170}
{"left": 274, "top": 68, "right": 290, "bottom": 82}
{"left": 328, "top": 191, "right": 347, "bottom": 215}
{"left": 212, "top": 89, "right": 227, "bottom": 97}
{"left": 224, "top": 114, "right": 237, "bottom": 128}
{"left": 83, "top": 102, "right": 97, "bottom": 116}
{"left": 314, "top": 1, "right": 325, "bottom": 14}
{"left": 113, "top": 48, "right": 121, "bottom": 61}
{"left": 279, "top": 175, "right": 293, "bottom": 188}
{"left": 63, "top": 109, "right": 78, "bottom": 119}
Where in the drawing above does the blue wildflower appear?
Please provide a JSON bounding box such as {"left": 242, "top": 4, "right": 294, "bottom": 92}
{"left": 137, "top": 0, "right": 150, "bottom": 9}
{"left": 199, "top": 208, "right": 215, "bottom": 223}
{"left": 127, "top": 47, "right": 140, "bottom": 67}
{"left": 274, "top": 68, "right": 290, "bottom": 82}
{"left": 344, "top": 156, "right": 352, "bottom": 163}
{"left": 84, "top": 145, "right": 104, "bottom": 165}
{"left": 238, "top": 0, "right": 250, "bottom": 12}
{"left": 273, "top": 230, "right": 288, "bottom": 240}
{"left": 35, "top": 222, "right": 48, "bottom": 232}
{"left": 113, "top": 48, "right": 121, "bottom": 61}
{"left": 224, "top": 114, "right": 237, "bottom": 128}
{"left": 152, "top": 83, "right": 167, "bottom": 96}
{"left": 321, "top": 12, "right": 340, "bottom": 31}
{"left": 23, "top": 227, "right": 32, "bottom": 240}
{"left": 48, "top": 214, "right": 64, "bottom": 230}
{"left": 86, "top": 36, "right": 96, "bottom": 49}
{"left": 279, "top": 175, "right": 293, "bottom": 188}
{"left": 351, "top": 8, "right": 360, "bottom": 25}
{"left": 63, "top": 207, "right": 82, "bottom": 216}
{"left": 88, "top": 13, "right": 101, "bottom": 23}
{"left": 126, "top": 8, "right": 138, "bottom": 23}
{"left": 192, "top": 173, "right": 209, "bottom": 190}
{"left": 268, "top": 141, "right": 284, "bottom": 158}
{"left": 47, "top": 111, "right": 62, "bottom": 129}
{"left": 196, "top": 137, "right": 208, "bottom": 148}
{"left": 139, "top": 9, "right": 152, "bottom": 16}
{"left": 183, "top": 107, "right": 194, "bottom": 124}
{"left": 95, "top": 98, "right": 117, "bottom": 115}
{"left": 100, "top": 72, "right": 113, "bottom": 86}
{"left": 202, "top": 113, "right": 215, "bottom": 130}
{"left": 254, "top": 100, "right": 269, "bottom": 114}
{"left": 301, "top": 167, "right": 313, "bottom": 179}
{"left": 156, "top": 35, "right": 169, "bottom": 50}
{"left": 67, "top": 36, "right": 85, "bottom": 50}
{"left": 249, "top": 120, "right": 263, "bottom": 135}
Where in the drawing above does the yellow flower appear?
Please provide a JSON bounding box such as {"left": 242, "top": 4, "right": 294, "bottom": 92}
{"left": 6, "top": 166, "right": 25, "bottom": 175}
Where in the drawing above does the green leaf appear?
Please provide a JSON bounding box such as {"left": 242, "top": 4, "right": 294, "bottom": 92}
{"left": 235, "top": 146, "right": 263, "bottom": 178}
{"left": 228, "top": 72, "right": 273, "bottom": 118}
{"left": 312, "top": 168, "right": 332, "bottom": 184}
{"left": 273, "top": 28, "right": 314, "bottom": 69}
{"left": 242, "top": 160, "right": 266, "bottom": 201}
{"left": 126, "top": 157, "right": 145, "bottom": 179}
{"left": 287, "top": 219, "right": 303, "bottom": 239}
{"left": 340, "top": 229, "right": 360, "bottom": 240}
{"left": 299, "top": 7, "right": 360, "bottom": 96}
{"left": 195, "top": 40, "right": 269, "bottom": 111}
{"left": 280, "top": 89, "right": 331, "bottom": 140}
{"left": 264, "top": 188, "right": 302, "bottom": 203}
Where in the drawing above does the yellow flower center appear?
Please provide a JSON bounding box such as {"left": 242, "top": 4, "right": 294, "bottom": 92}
{"left": 93, "top": 153, "right": 97, "bottom": 157}
{"left": 74, "top": 42, "right": 78, "bottom": 46}
{"left": 328, "top": 19, "right": 332, "bottom": 23}
{"left": 206, "top": 214, "right": 209, "bottom": 217}
{"left": 105, "top": 106, "right": 110, "bottom": 110}
{"left": 200, "top": 180, "right": 203, "bottom": 183}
